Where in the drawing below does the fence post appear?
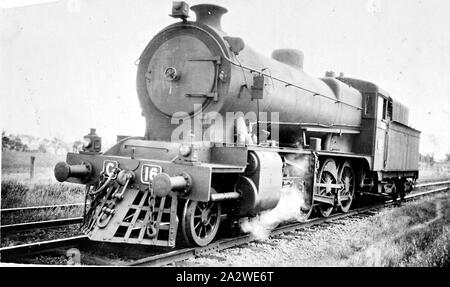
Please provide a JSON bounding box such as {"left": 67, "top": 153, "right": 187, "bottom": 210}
{"left": 30, "top": 156, "right": 35, "bottom": 179}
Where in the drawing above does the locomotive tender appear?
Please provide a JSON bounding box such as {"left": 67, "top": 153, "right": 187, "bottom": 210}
{"left": 54, "top": 2, "right": 420, "bottom": 247}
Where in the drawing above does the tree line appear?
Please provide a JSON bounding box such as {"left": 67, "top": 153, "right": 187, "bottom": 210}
{"left": 1, "top": 131, "right": 82, "bottom": 154}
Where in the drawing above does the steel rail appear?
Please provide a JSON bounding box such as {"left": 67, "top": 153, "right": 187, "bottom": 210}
{"left": 415, "top": 180, "right": 450, "bottom": 188}
{"left": 128, "top": 184, "right": 450, "bottom": 266}
{"left": 1, "top": 203, "right": 87, "bottom": 213}
{"left": 0, "top": 235, "right": 88, "bottom": 261}
{"left": 1, "top": 217, "right": 83, "bottom": 233}
{"left": 404, "top": 186, "right": 450, "bottom": 198}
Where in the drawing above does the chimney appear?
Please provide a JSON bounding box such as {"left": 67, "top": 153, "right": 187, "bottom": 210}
{"left": 191, "top": 4, "right": 228, "bottom": 30}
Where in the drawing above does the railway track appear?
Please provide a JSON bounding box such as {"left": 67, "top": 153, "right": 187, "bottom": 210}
{"left": 1, "top": 179, "right": 449, "bottom": 265}
{"left": 0, "top": 203, "right": 87, "bottom": 234}
{"left": 0, "top": 236, "right": 89, "bottom": 263}
{"left": 3, "top": 179, "right": 447, "bottom": 235}
{"left": 0, "top": 217, "right": 83, "bottom": 233}
{"left": 1, "top": 203, "right": 86, "bottom": 213}
{"left": 129, "top": 182, "right": 450, "bottom": 266}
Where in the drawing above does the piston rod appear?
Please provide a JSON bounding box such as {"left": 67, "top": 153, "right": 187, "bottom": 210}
{"left": 210, "top": 191, "right": 240, "bottom": 202}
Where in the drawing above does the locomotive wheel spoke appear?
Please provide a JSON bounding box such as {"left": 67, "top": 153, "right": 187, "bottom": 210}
{"left": 316, "top": 158, "right": 338, "bottom": 218}
{"left": 337, "top": 162, "right": 355, "bottom": 213}
{"left": 182, "top": 199, "right": 221, "bottom": 246}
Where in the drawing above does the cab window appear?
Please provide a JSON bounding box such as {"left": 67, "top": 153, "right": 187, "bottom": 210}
{"left": 364, "top": 93, "right": 375, "bottom": 116}
{"left": 377, "top": 97, "right": 384, "bottom": 119}
{"left": 378, "top": 95, "right": 392, "bottom": 121}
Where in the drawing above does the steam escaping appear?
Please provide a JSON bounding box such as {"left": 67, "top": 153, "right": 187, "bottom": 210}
{"left": 241, "top": 155, "right": 312, "bottom": 240}
{"left": 241, "top": 184, "right": 308, "bottom": 240}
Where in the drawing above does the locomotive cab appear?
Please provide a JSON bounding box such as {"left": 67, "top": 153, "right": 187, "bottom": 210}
{"left": 338, "top": 77, "right": 420, "bottom": 199}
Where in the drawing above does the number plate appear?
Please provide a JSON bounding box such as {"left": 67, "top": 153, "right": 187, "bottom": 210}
{"left": 103, "top": 160, "right": 119, "bottom": 177}
{"left": 141, "top": 164, "right": 162, "bottom": 184}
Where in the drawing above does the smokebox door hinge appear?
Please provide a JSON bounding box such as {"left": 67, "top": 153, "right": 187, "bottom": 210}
{"left": 188, "top": 56, "right": 221, "bottom": 64}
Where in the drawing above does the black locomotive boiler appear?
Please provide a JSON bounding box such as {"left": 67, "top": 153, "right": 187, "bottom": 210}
{"left": 54, "top": 2, "right": 420, "bottom": 247}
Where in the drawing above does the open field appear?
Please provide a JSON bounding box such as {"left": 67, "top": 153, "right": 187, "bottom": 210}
{"left": 2, "top": 151, "right": 84, "bottom": 206}
{"left": 1, "top": 151, "right": 85, "bottom": 224}
{"left": 1, "top": 180, "right": 84, "bottom": 222}
{"left": 419, "top": 161, "right": 450, "bottom": 182}
{"left": 341, "top": 193, "right": 450, "bottom": 266}
{"left": 2, "top": 150, "right": 66, "bottom": 175}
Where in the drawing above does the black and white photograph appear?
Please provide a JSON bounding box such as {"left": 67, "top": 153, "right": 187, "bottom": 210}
{"left": 1, "top": 0, "right": 450, "bottom": 272}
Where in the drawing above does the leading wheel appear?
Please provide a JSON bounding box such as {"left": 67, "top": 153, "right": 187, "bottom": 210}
{"left": 337, "top": 161, "right": 355, "bottom": 213}
{"left": 316, "top": 158, "right": 338, "bottom": 217}
{"left": 181, "top": 200, "right": 221, "bottom": 246}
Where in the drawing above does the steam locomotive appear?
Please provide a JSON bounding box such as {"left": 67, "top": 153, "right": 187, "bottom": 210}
{"left": 54, "top": 2, "right": 420, "bottom": 247}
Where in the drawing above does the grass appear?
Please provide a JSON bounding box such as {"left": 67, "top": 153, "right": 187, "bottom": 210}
{"left": 1, "top": 151, "right": 85, "bottom": 225}
{"left": 1, "top": 179, "right": 85, "bottom": 224}
{"left": 1, "top": 180, "right": 85, "bottom": 208}
{"left": 328, "top": 193, "right": 450, "bottom": 267}
{"left": 419, "top": 161, "right": 450, "bottom": 182}
{"left": 1, "top": 151, "right": 84, "bottom": 208}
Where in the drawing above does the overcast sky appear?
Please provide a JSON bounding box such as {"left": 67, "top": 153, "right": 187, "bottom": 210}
{"left": 1, "top": 0, "right": 450, "bottom": 158}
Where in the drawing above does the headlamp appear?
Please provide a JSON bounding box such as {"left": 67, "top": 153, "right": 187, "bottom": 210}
{"left": 179, "top": 144, "right": 192, "bottom": 157}
{"left": 81, "top": 128, "right": 101, "bottom": 153}
{"left": 83, "top": 137, "right": 92, "bottom": 148}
